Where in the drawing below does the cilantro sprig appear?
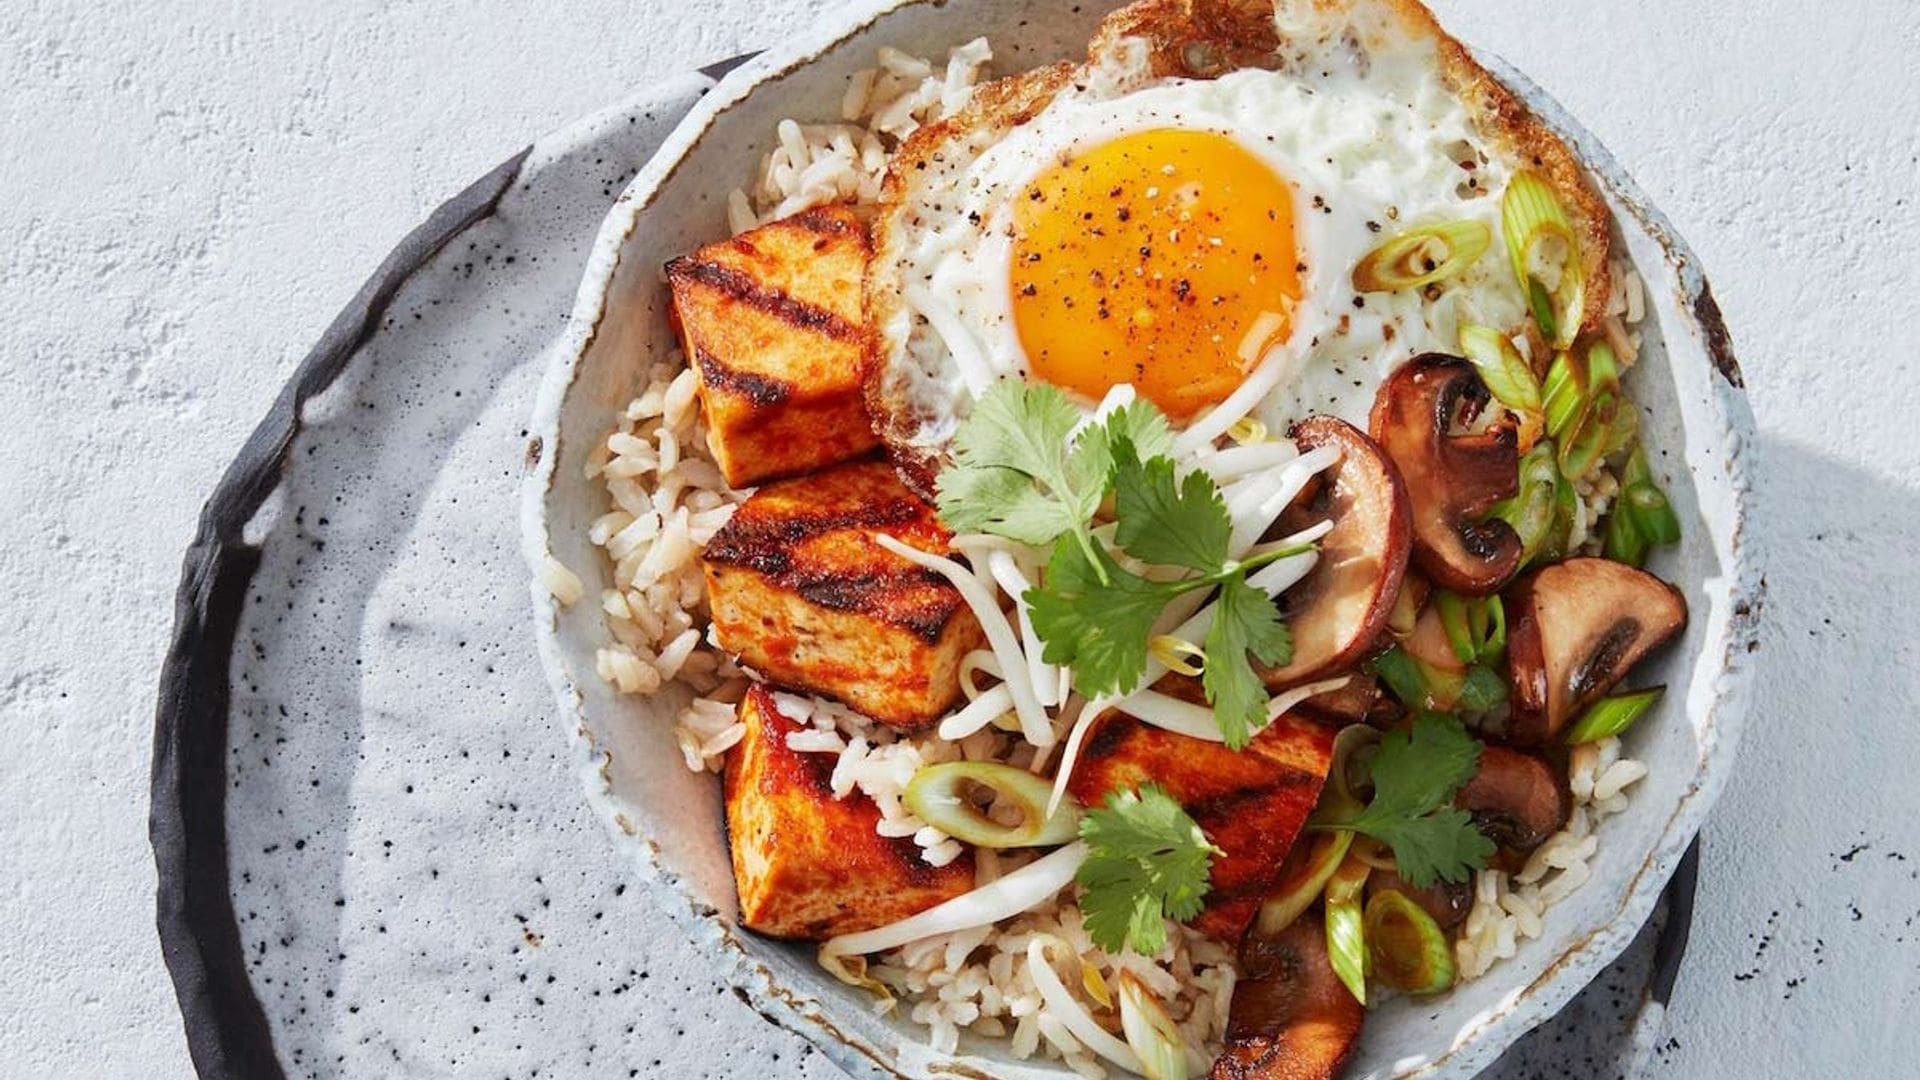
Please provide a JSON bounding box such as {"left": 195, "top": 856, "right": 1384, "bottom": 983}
{"left": 1076, "top": 785, "right": 1221, "bottom": 955}
{"left": 1020, "top": 431, "right": 1307, "bottom": 746}
{"left": 1315, "top": 714, "right": 1496, "bottom": 887}
{"left": 936, "top": 381, "right": 1172, "bottom": 582}
{"left": 936, "top": 384, "right": 1313, "bottom": 747}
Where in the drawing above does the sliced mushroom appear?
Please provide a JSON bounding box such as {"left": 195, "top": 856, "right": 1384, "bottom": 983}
{"left": 1212, "top": 913, "right": 1364, "bottom": 1080}
{"left": 1456, "top": 746, "right": 1570, "bottom": 853}
{"left": 1260, "top": 416, "right": 1412, "bottom": 689}
{"left": 1369, "top": 354, "right": 1523, "bottom": 596}
{"left": 1366, "top": 868, "right": 1471, "bottom": 931}
{"left": 1505, "top": 557, "right": 1688, "bottom": 743}
{"left": 1290, "top": 673, "right": 1381, "bottom": 726}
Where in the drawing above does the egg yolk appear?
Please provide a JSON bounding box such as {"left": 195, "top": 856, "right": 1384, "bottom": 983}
{"left": 1009, "top": 128, "right": 1302, "bottom": 419}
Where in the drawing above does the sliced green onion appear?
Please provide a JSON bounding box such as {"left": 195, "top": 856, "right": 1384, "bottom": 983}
{"left": 1527, "top": 278, "right": 1559, "bottom": 343}
{"left": 1630, "top": 483, "right": 1682, "bottom": 544}
{"left": 1369, "top": 646, "right": 1430, "bottom": 711}
{"left": 1325, "top": 849, "right": 1370, "bottom": 907}
{"left": 1559, "top": 342, "right": 1629, "bottom": 480}
{"left": 1619, "top": 444, "right": 1682, "bottom": 547}
{"left": 1586, "top": 340, "right": 1623, "bottom": 399}
{"left": 1434, "top": 590, "right": 1474, "bottom": 663}
{"left": 1538, "top": 462, "right": 1579, "bottom": 565}
{"left": 1433, "top": 590, "right": 1506, "bottom": 666}
{"left": 1371, "top": 646, "right": 1489, "bottom": 712}
{"left": 1620, "top": 440, "right": 1657, "bottom": 488}
{"left": 1605, "top": 400, "right": 1641, "bottom": 457}
{"left": 1454, "top": 664, "right": 1508, "bottom": 713}
{"left": 903, "top": 762, "right": 1082, "bottom": 848}
{"left": 1354, "top": 219, "right": 1493, "bottom": 292}
{"left": 1472, "top": 595, "right": 1506, "bottom": 661}
{"left": 1117, "top": 972, "right": 1190, "bottom": 1080}
{"left": 1491, "top": 440, "right": 1564, "bottom": 566}
{"left": 1565, "top": 686, "right": 1665, "bottom": 744}
{"left": 1557, "top": 411, "right": 1609, "bottom": 479}
{"left": 1348, "top": 834, "right": 1401, "bottom": 872}
{"left": 1603, "top": 501, "right": 1649, "bottom": 567}
{"left": 1541, "top": 352, "right": 1585, "bottom": 439}
{"left": 1254, "top": 830, "right": 1354, "bottom": 937}
{"left": 1502, "top": 170, "right": 1587, "bottom": 349}
{"left": 1459, "top": 324, "right": 1542, "bottom": 413}
{"left": 1325, "top": 852, "right": 1371, "bottom": 1005}
{"left": 1326, "top": 724, "right": 1382, "bottom": 815}
{"left": 1365, "top": 890, "right": 1456, "bottom": 995}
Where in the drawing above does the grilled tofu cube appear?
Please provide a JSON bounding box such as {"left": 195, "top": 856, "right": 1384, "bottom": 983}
{"left": 725, "top": 685, "right": 974, "bottom": 938}
{"left": 666, "top": 205, "right": 879, "bottom": 487}
{"left": 1067, "top": 711, "right": 1334, "bottom": 943}
{"left": 702, "top": 458, "right": 984, "bottom": 729}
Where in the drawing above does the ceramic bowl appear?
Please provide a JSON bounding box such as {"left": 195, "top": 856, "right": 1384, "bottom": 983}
{"left": 521, "top": 2, "right": 1761, "bottom": 1075}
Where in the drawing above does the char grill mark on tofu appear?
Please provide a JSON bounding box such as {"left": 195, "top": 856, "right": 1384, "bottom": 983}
{"left": 666, "top": 204, "right": 880, "bottom": 487}
{"left": 1069, "top": 711, "right": 1335, "bottom": 943}
{"left": 726, "top": 685, "right": 975, "bottom": 940}
{"left": 670, "top": 259, "right": 863, "bottom": 343}
{"left": 702, "top": 459, "right": 986, "bottom": 729}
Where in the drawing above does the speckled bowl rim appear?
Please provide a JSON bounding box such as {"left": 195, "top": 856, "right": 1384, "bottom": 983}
{"left": 520, "top": 3, "right": 1763, "bottom": 1076}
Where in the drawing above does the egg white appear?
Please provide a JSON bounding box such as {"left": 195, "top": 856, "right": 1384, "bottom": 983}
{"left": 882, "top": 31, "right": 1529, "bottom": 444}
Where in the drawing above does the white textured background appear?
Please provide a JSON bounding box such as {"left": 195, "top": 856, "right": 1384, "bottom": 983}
{"left": 1, "top": 1, "right": 1914, "bottom": 1077}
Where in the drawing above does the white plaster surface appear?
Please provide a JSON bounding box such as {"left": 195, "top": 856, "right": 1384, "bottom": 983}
{"left": 0, "top": 1, "right": 1914, "bottom": 1078}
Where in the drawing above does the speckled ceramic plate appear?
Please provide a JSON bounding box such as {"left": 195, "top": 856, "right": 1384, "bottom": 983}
{"left": 523, "top": 1, "right": 1761, "bottom": 1078}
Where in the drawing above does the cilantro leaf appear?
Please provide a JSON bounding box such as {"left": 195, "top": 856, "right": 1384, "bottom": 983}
{"left": 934, "top": 463, "right": 1084, "bottom": 546}
{"left": 1333, "top": 714, "right": 1494, "bottom": 887}
{"left": 1025, "top": 536, "right": 1181, "bottom": 698}
{"left": 1077, "top": 785, "right": 1221, "bottom": 954}
{"left": 936, "top": 381, "right": 1101, "bottom": 546}
{"left": 1202, "top": 575, "right": 1293, "bottom": 749}
{"left": 1454, "top": 664, "right": 1510, "bottom": 713}
{"left": 1070, "top": 400, "right": 1175, "bottom": 489}
{"left": 1110, "top": 436, "right": 1233, "bottom": 574}
{"left": 1377, "top": 806, "right": 1495, "bottom": 888}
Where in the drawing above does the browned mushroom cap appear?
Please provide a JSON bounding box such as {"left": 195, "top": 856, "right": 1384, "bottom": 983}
{"left": 1212, "top": 913, "right": 1364, "bottom": 1080}
{"left": 1369, "top": 354, "right": 1523, "bottom": 596}
{"left": 1366, "top": 868, "right": 1471, "bottom": 931}
{"left": 1505, "top": 557, "right": 1689, "bottom": 744}
{"left": 1456, "top": 745, "right": 1571, "bottom": 853}
{"left": 1260, "top": 416, "right": 1412, "bottom": 690}
{"left": 1289, "top": 673, "right": 1381, "bottom": 726}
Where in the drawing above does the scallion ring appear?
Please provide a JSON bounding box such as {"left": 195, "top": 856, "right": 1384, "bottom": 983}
{"left": 1324, "top": 852, "right": 1372, "bottom": 1005}
{"left": 1116, "top": 972, "right": 1191, "bottom": 1080}
{"left": 1433, "top": 590, "right": 1506, "bottom": 666}
{"left": 1501, "top": 170, "right": 1587, "bottom": 348}
{"left": 1541, "top": 352, "right": 1586, "bottom": 439}
{"left": 1621, "top": 444, "right": 1682, "bottom": 546}
{"left": 1458, "top": 324, "right": 1543, "bottom": 413}
{"left": 1489, "top": 442, "right": 1560, "bottom": 562}
{"left": 1565, "top": 686, "right": 1665, "bottom": 744}
{"left": 1253, "top": 830, "right": 1353, "bottom": 937}
{"left": 902, "top": 762, "right": 1083, "bottom": 848}
{"left": 1353, "top": 219, "right": 1492, "bottom": 292}
{"left": 1322, "top": 724, "right": 1382, "bottom": 819}
{"left": 1365, "top": 889, "right": 1456, "bottom": 995}
{"left": 1555, "top": 342, "right": 1624, "bottom": 480}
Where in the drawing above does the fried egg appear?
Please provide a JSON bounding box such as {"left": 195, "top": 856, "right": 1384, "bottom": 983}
{"left": 866, "top": 0, "right": 1591, "bottom": 488}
